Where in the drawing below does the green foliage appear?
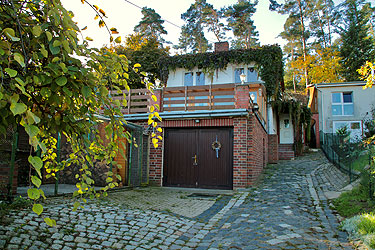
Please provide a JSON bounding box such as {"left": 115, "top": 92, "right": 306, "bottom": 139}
{"left": 0, "top": 0, "right": 160, "bottom": 223}
{"left": 159, "top": 45, "right": 284, "bottom": 98}
{"left": 333, "top": 186, "right": 374, "bottom": 217}
{"left": 224, "top": 0, "right": 259, "bottom": 49}
{"left": 338, "top": 0, "right": 375, "bottom": 81}
{"left": 114, "top": 34, "right": 170, "bottom": 88}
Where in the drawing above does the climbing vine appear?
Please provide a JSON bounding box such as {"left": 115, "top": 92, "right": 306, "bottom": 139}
{"left": 158, "top": 45, "right": 284, "bottom": 98}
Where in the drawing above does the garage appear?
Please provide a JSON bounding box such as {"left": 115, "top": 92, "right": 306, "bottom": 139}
{"left": 163, "top": 127, "right": 233, "bottom": 189}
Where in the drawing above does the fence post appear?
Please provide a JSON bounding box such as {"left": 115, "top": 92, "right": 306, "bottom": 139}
{"left": 54, "top": 132, "right": 61, "bottom": 195}
{"left": 8, "top": 129, "right": 19, "bottom": 198}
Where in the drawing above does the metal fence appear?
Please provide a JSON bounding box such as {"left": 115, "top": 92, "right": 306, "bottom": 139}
{"left": 320, "top": 131, "right": 368, "bottom": 183}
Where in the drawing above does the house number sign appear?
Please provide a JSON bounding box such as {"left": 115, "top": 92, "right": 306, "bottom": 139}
{"left": 211, "top": 136, "right": 222, "bottom": 159}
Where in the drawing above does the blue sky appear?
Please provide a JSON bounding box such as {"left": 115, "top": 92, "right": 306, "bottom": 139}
{"left": 62, "top": 0, "right": 287, "bottom": 50}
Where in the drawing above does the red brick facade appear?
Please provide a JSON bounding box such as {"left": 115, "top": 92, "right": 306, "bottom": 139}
{"left": 268, "top": 134, "right": 278, "bottom": 163}
{"left": 312, "top": 114, "right": 320, "bottom": 148}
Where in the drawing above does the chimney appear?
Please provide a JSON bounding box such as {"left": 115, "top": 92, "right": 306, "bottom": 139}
{"left": 214, "top": 42, "right": 229, "bottom": 52}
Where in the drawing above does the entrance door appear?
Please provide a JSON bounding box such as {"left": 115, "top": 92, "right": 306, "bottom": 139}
{"left": 163, "top": 128, "right": 233, "bottom": 189}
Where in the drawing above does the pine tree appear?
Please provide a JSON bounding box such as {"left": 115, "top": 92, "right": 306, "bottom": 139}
{"left": 134, "top": 7, "right": 168, "bottom": 43}
{"left": 176, "top": 0, "right": 212, "bottom": 53}
{"left": 338, "top": 0, "right": 375, "bottom": 81}
{"left": 224, "top": 0, "right": 259, "bottom": 49}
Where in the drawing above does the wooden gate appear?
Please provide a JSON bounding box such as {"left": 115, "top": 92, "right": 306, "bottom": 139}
{"left": 163, "top": 127, "right": 233, "bottom": 189}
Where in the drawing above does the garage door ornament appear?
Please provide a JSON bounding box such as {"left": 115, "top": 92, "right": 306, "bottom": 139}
{"left": 212, "top": 136, "right": 222, "bottom": 159}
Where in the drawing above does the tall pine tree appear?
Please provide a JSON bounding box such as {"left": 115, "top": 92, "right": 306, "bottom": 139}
{"left": 338, "top": 0, "right": 375, "bottom": 81}
{"left": 134, "top": 7, "right": 168, "bottom": 43}
{"left": 177, "top": 0, "right": 212, "bottom": 53}
{"left": 224, "top": 0, "right": 259, "bottom": 49}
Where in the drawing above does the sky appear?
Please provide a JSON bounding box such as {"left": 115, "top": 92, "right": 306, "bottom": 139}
{"left": 61, "top": 0, "right": 288, "bottom": 51}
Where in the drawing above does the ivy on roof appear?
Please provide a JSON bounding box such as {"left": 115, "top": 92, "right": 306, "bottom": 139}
{"left": 158, "top": 44, "right": 284, "bottom": 98}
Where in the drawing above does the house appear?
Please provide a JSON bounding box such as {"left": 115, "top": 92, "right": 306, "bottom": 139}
{"left": 308, "top": 81, "right": 375, "bottom": 145}
{"left": 117, "top": 42, "right": 287, "bottom": 190}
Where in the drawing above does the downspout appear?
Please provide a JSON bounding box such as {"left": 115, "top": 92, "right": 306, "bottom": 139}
{"left": 127, "top": 132, "right": 133, "bottom": 187}
{"left": 139, "top": 133, "right": 143, "bottom": 186}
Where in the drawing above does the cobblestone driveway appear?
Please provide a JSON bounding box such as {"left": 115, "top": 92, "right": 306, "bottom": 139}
{"left": 0, "top": 151, "right": 353, "bottom": 249}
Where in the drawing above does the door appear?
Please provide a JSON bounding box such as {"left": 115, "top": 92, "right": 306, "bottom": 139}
{"left": 163, "top": 127, "right": 233, "bottom": 189}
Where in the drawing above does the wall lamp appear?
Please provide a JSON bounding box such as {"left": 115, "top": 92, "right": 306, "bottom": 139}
{"left": 240, "top": 73, "right": 246, "bottom": 84}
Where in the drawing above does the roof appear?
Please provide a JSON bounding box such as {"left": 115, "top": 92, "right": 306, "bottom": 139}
{"left": 315, "top": 81, "right": 366, "bottom": 88}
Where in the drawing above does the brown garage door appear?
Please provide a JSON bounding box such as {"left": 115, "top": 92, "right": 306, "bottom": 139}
{"left": 163, "top": 127, "right": 233, "bottom": 189}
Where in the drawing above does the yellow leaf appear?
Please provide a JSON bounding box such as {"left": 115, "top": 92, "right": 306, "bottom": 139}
{"left": 82, "top": 26, "right": 87, "bottom": 31}
{"left": 99, "top": 9, "right": 106, "bottom": 16}
{"left": 93, "top": 5, "right": 99, "bottom": 10}
{"left": 157, "top": 127, "right": 162, "bottom": 133}
{"left": 134, "top": 63, "right": 141, "bottom": 68}
{"left": 149, "top": 106, "right": 155, "bottom": 112}
{"left": 114, "top": 36, "right": 121, "bottom": 43}
{"left": 151, "top": 95, "right": 157, "bottom": 102}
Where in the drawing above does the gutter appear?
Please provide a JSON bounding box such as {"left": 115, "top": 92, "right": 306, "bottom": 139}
{"left": 120, "top": 109, "right": 249, "bottom": 121}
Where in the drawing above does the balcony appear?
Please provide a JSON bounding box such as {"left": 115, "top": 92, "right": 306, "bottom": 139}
{"left": 110, "top": 83, "right": 266, "bottom": 125}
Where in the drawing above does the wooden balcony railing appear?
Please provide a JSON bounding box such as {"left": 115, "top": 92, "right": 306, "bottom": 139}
{"left": 111, "top": 88, "right": 149, "bottom": 114}
{"left": 162, "top": 84, "right": 235, "bottom": 112}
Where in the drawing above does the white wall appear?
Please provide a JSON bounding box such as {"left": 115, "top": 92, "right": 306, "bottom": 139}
{"left": 317, "top": 83, "right": 375, "bottom": 137}
{"left": 166, "top": 63, "right": 259, "bottom": 87}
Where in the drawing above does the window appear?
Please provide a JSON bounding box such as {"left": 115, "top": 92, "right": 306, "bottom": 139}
{"left": 332, "top": 92, "right": 354, "bottom": 116}
{"left": 234, "top": 68, "right": 244, "bottom": 83}
{"left": 333, "top": 121, "right": 362, "bottom": 141}
{"left": 196, "top": 72, "right": 205, "bottom": 86}
{"left": 184, "top": 72, "right": 193, "bottom": 86}
{"left": 247, "top": 67, "right": 258, "bottom": 82}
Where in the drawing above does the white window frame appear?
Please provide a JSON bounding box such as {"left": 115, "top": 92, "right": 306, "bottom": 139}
{"left": 331, "top": 92, "right": 354, "bottom": 116}
{"left": 184, "top": 71, "right": 205, "bottom": 86}
{"left": 234, "top": 65, "right": 260, "bottom": 83}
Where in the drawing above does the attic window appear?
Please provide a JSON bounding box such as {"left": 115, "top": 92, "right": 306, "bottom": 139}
{"left": 247, "top": 67, "right": 258, "bottom": 82}
{"left": 184, "top": 72, "right": 193, "bottom": 86}
{"left": 234, "top": 68, "right": 244, "bottom": 83}
{"left": 196, "top": 72, "right": 205, "bottom": 86}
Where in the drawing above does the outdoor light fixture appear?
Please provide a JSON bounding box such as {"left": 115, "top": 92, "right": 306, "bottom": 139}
{"left": 252, "top": 103, "right": 259, "bottom": 112}
{"left": 195, "top": 119, "right": 200, "bottom": 123}
{"left": 240, "top": 73, "right": 246, "bottom": 84}
{"left": 258, "top": 88, "right": 262, "bottom": 97}
{"left": 250, "top": 93, "right": 256, "bottom": 101}
{"left": 155, "top": 79, "right": 161, "bottom": 88}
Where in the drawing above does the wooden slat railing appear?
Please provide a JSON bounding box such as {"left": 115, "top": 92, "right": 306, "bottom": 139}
{"left": 110, "top": 89, "right": 150, "bottom": 114}
{"left": 162, "top": 84, "right": 235, "bottom": 112}
{"left": 110, "top": 84, "right": 237, "bottom": 114}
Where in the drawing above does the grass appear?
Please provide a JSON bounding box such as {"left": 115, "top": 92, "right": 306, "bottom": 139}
{"left": 333, "top": 185, "right": 375, "bottom": 218}
{"left": 352, "top": 152, "right": 371, "bottom": 172}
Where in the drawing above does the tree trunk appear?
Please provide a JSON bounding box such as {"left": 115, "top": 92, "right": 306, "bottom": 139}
{"left": 297, "top": 0, "right": 310, "bottom": 88}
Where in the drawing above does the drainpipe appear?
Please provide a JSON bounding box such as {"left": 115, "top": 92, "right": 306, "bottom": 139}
{"left": 8, "top": 128, "right": 19, "bottom": 198}
{"left": 127, "top": 132, "right": 133, "bottom": 187}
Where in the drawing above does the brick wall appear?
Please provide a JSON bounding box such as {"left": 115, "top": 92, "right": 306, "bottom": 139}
{"left": 246, "top": 114, "right": 268, "bottom": 186}
{"left": 312, "top": 114, "right": 320, "bottom": 148}
{"left": 233, "top": 118, "right": 248, "bottom": 188}
{"left": 268, "top": 134, "right": 278, "bottom": 163}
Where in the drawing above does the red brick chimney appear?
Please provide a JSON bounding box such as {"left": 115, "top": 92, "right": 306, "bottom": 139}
{"left": 214, "top": 42, "right": 229, "bottom": 52}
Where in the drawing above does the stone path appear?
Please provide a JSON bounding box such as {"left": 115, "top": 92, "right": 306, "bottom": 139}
{"left": 0, "top": 151, "right": 353, "bottom": 249}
